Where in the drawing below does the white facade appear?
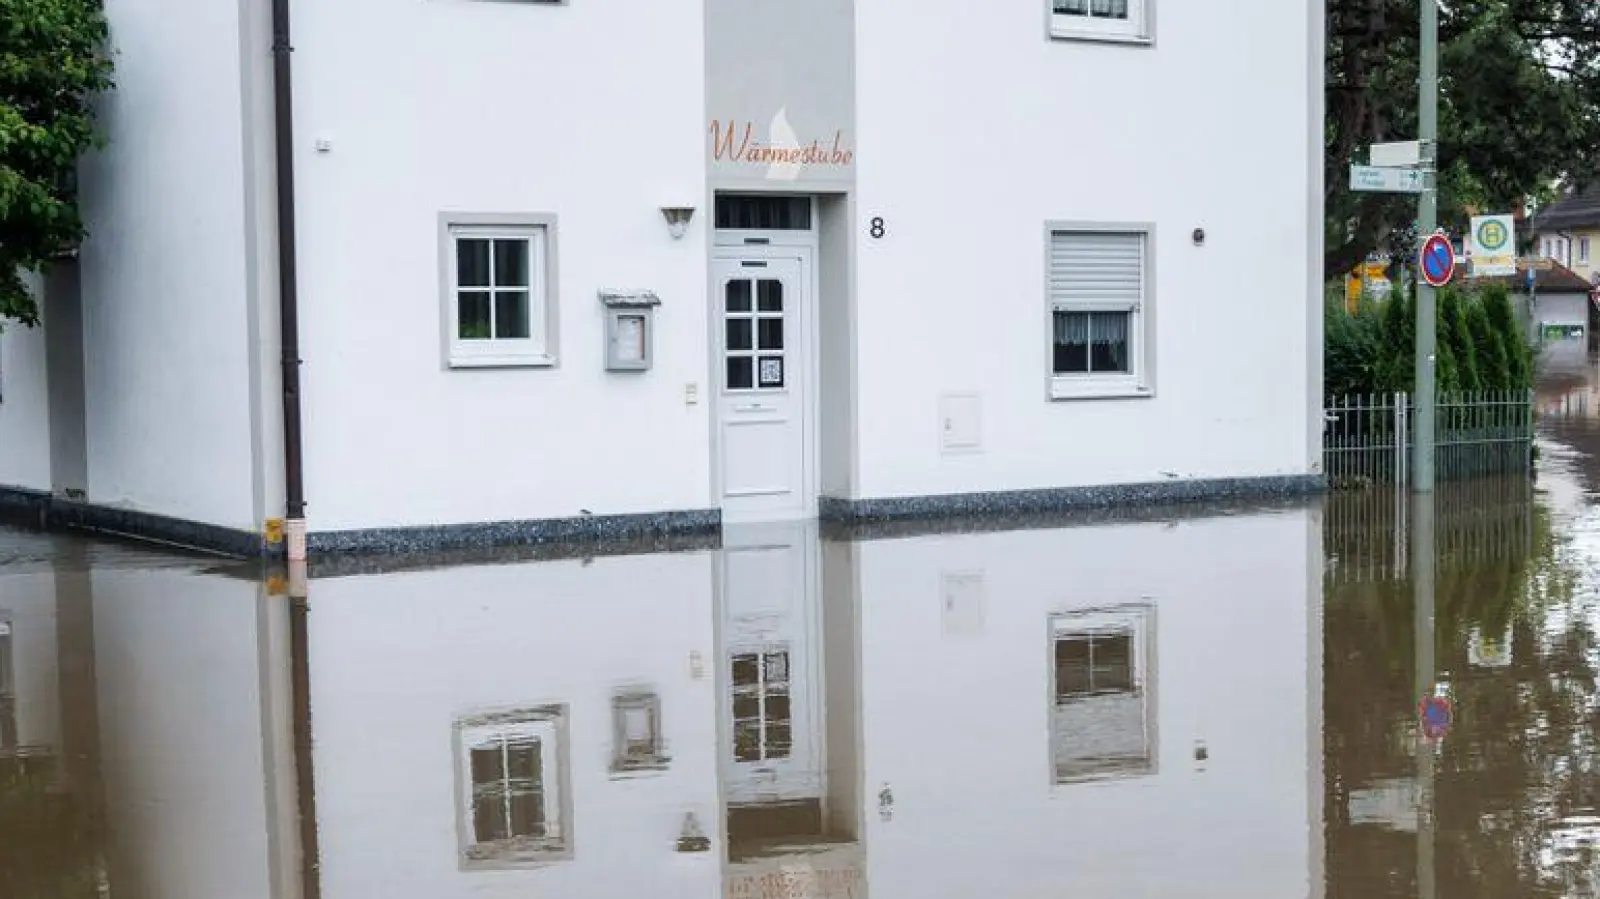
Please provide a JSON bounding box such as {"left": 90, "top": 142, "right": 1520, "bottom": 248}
{"left": 0, "top": 276, "right": 51, "bottom": 493}
{"left": 2, "top": 0, "right": 1325, "bottom": 551}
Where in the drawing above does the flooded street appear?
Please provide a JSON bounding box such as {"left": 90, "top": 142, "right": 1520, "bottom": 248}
{"left": 5, "top": 359, "right": 1600, "bottom": 897}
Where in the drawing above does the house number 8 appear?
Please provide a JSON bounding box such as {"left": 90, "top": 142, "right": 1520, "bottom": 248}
{"left": 869, "top": 217, "right": 886, "bottom": 239}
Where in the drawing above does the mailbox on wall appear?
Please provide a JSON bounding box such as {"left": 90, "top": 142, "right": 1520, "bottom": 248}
{"left": 598, "top": 289, "right": 662, "bottom": 372}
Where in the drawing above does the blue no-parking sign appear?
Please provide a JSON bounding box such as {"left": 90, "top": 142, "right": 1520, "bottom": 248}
{"left": 1420, "top": 233, "right": 1456, "bottom": 287}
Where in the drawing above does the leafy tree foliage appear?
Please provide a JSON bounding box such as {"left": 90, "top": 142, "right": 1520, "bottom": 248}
{"left": 0, "top": 0, "right": 112, "bottom": 327}
{"left": 1325, "top": 282, "right": 1534, "bottom": 396}
{"left": 1326, "top": 0, "right": 1600, "bottom": 278}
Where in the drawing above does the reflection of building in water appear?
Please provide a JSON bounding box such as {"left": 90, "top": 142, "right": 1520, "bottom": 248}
{"left": 848, "top": 508, "right": 1323, "bottom": 897}
{"left": 307, "top": 548, "right": 722, "bottom": 899}
{"left": 0, "top": 546, "right": 65, "bottom": 784}
{"left": 719, "top": 522, "right": 864, "bottom": 898}
{"left": 0, "top": 535, "right": 300, "bottom": 899}
{"left": 1538, "top": 382, "right": 1600, "bottom": 420}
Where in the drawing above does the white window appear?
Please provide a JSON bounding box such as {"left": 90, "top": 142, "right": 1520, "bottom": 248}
{"left": 1581, "top": 237, "right": 1591, "bottom": 264}
{"left": 456, "top": 706, "right": 570, "bottom": 866}
{"left": 1050, "top": 605, "right": 1155, "bottom": 784}
{"left": 1048, "top": 226, "right": 1153, "bottom": 400}
{"left": 1050, "top": 0, "right": 1150, "bottom": 42}
{"left": 443, "top": 214, "right": 558, "bottom": 368}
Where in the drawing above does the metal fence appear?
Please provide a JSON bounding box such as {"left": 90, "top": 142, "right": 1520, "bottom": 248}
{"left": 1324, "top": 390, "right": 1535, "bottom": 487}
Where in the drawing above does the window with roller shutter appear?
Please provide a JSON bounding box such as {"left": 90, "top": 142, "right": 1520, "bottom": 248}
{"left": 1047, "top": 227, "right": 1154, "bottom": 400}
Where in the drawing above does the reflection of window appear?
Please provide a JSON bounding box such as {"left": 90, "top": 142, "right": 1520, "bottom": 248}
{"left": 1050, "top": 0, "right": 1149, "bottom": 41}
{"left": 457, "top": 706, "right": 569, "bottom": 865}
{"left": 0, "top": 620, "right": 13, "bottom": 750}
{"left": 1050, "top": 606, "right": 1154, "bottom": 783}
{"left": 731, "top": 649, "right": 792, "bottom": 763}
{"left": 611, "top": 691, "right": 669, "bottom": 773}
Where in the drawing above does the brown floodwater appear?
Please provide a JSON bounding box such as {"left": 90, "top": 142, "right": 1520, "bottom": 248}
{"left": 4, "top": 356, "right": 1600, "bottom": 898}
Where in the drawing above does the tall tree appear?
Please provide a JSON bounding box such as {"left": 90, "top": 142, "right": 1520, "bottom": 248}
{"left": 0, "top": 0, "right": 113, "bottom": 328}
{"left": 1326, "top": 0, "right": 1600, "bottom": 279}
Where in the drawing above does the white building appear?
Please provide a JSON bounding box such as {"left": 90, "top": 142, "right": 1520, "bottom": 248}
{"left": 0, "top": 0, "right": 1327, "bottom": 557}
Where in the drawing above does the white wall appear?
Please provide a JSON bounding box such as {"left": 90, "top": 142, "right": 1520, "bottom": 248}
{"left": 849, "top": 0, "right": 1318, "bottom": 499}
{"left": 0, "top": 312, "right": 51, "bottom": 493}
{"left": 855, "top": 510, "right": 1321, "bottom": 897}
{"left": 91, "top": 568, "right": 289, "bottom": 899}
{"left": 73, "top": 0, "right": 262, "bottom": 530}
{"left": 290, "top": 0, "right": 711, "bottom": 532}
{"left": 308, "top": 551, "right": 722, "bottom": 899}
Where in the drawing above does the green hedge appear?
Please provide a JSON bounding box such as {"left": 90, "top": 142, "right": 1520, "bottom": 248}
{"left": 1326, "top": 281, "right": 1534, "bottom": 397}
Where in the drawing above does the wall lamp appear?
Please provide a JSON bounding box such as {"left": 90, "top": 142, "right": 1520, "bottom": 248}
{"left": 661, "top": 206, "right": 696, "bottom": 240}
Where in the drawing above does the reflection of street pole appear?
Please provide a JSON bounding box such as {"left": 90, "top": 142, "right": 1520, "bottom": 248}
{"left": 1412, "top": 492, "right": 1436, "bottom": 899}
{"left": 1414, "top": 0, "right": 1440, "bottom": 493}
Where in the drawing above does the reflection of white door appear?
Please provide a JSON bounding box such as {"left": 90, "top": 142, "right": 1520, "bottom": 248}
{"left": 721, "top": 522, "right": 822, "bottom": 805}
{"left": 714, "top": 253, "right": 811, "bottom": 522}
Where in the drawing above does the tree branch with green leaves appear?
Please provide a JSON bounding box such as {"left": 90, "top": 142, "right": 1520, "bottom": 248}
{"left": 0, "top": 0, "right": 112, "bottom": 328}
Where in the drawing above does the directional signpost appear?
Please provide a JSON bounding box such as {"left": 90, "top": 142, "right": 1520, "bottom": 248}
{"left": 1370, "top": 140, "right": 1423, "bottom": 168}
{"left": 1350, "top": 164, "right": 1425, "bottom": 194}
{"left": 1419, "top": 232, "right": 1455, "bottom": 287}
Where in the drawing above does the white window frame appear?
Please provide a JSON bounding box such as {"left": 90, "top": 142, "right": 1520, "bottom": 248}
{"left": 1046, "top": 222, "right": 1155, "bottom": 401}
{"left": 454, "top": 705, "right": 572, "bottom": 868}
{"left": 1049, "top": 0, "right": 1151, "bottom": 43}
{"left": 440, "top": 213, "right": 559, "bottom": 369}
{"left": 1581, "top": 237, "right": 1591, "bottom": 265}
{"left": 1048, "top": 604, "right": 1157, "bottom": 786}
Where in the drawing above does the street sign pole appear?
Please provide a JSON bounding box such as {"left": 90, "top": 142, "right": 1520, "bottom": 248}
{"left": 1413, "top": 0, "right": 1439, "bottom": 495}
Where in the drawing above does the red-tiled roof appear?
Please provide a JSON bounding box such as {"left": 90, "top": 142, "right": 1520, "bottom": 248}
{"left": 1450, "top": 259, "right": 1594, "bottom": 293}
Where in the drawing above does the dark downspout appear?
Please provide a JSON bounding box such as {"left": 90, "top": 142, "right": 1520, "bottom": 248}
{"left": 271, "top": 0, "right": 307, "bottom": 561}
{"left": 270, "top": 4, "right": 318, "bottom": 892}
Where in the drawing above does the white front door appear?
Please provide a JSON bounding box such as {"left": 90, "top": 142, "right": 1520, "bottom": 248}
{"left": 713, "top": 253, "right": 812, "bottom": 522}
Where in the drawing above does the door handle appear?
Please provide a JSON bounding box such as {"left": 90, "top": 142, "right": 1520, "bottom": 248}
{"left": 735, "top": 403, "right": 771, "bottom": 412}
